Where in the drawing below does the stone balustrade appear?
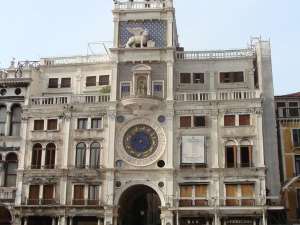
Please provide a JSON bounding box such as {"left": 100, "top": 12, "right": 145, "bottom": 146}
{"left": 175, "top": 90, "right": 261, "bottom": 102}
{"left": 114, "top": 0, "right": 167, "bottom": 10}
{"left": 30, "top": 94, "right": 110, "bottom": 106}
{"left": 176, "top": 49, "right": 255, "bottom": 61}
{"left": 40, "top": 55, "right": 111, "bottom": 66}
{"left": 0, "top": 187, "right": 16, "bottom": 202}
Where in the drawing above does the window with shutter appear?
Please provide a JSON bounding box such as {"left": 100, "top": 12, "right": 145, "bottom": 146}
{"left": 225, "top": 146, "right": 237, "bottom": 168}
{"left": 224, "top": 115, "right": 235, "bottom": 126}
{"left": 73, "top": 185, "right": 85, "bottom": 205}
{"left": 88, "top": 185, "right": 100, "bottom": 205}
{"left": 194, "top": 116, "right": 206, "bottom": 127}
{"left": 241, "top": 184, "right": 254, "bottom": 206}
{"left": 43, "top": 184, "right": 54, "bottom": 205}
{"left": 91, "top": 118, "right": 102, "bottom": 129}
{"left": 86, "top": 76, "right": 96, "bottom": 87}
{"left": 99, "top": 75, "right": 109, "bottom": 86}
{"left": 179, "top": 185, "right": 193, "bottom": 207}
{"left": 47, "top": 119, "right": 57, "bottom": 130}
{"left": 193, "top": 73, "right": 204, "bottom": 84}
{"left": 226, "top": 184, "right": 238, "bottom": 206}
{"left": 45, "top": 143, "right": 56, "bottom": 169}
{"left": 240, "top": 146, "right": 252, "bottom": 167}
{"left": 194, "top": 184, "right": 208, "bottom": 206}
{"left": 78, "top": 118, "right": 88, "bottom": 129}
{"left": 48, "top": 78, "right": 58, "bottom": 88}
{"left": 293, "top": 129, "right": 300, "bottom": 147}
{"left": 31, "top": 144, "right": 42, "bottom": 169}
{"left": 180, "top": 73, "right": 191, "bottom": 84}
{"left": 34, "top": 120, "right": 44, "bottom": 131}
{"left": 180, "top": 116, "right": 192, "bottom": 128}
{"left": 0, "top": 106, "right": 6, "bottom": 136}
{"left": 5, "top": 153, "right": 18, "bottom": 187}
{"left": 239, "top": 114, "right": 250, "bottom": 126}
{"left": 28, "top": 185, "right": 40, "bottom": 205}
{"left": 61, "top": 78, "right": 71, "bottom": 88}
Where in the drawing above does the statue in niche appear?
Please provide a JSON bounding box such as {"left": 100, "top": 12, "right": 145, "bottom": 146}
{"left": 126, "top": 27, "right": 150, "bottom": 48}
{"left": 137, "top": 77, "right": 147, "bottom": 96}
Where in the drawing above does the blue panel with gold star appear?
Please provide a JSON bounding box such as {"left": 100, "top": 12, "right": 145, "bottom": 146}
{"left": 119, "top": 21, "right": 167, "bottom": 48}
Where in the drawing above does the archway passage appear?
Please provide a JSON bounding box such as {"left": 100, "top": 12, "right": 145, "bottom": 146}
{"left": 0, "top": 207, "right": 11, "bottom": 225}
{"left": 118, "top": 185, "right": 161, "bottom": 225}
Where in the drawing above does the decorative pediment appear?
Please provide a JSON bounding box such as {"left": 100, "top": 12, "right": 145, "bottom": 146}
{"left": 132, "top": 64, "right": 152, "bottom": 73}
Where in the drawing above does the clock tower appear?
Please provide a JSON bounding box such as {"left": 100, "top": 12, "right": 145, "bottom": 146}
{"left": 107, "top": 1, "right": 177, "bottom": 225}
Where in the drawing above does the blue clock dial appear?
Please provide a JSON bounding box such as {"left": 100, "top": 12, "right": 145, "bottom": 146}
{"left": 123, "top": 124, "right": 158, "bottom": 159}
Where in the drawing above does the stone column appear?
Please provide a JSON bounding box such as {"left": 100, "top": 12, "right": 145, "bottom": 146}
{"left": 160, "top": 208, "right": 173, "bottom": 225}
{"left": 113, "top": 17, "right": 120, "bottom": 48}
{"left": 14, "top": 217, "right": 22, "bottom": 225}
{"left": 59, "top": 216, "right": 66, "bottom": 225}
{"left": 166, "top": 105, "right": 174, "bottom": 168}
{"left": 166, "top": 61, "right": 174, "bottom": 101}
{"left": 104, "top": 207, "right": 114, "bottom": 225}
{"left": 62, "top": 114, "right": 71, "bottom": 169}
{"left": 52, "top": 218, "right": 56, "bottom": 225}
{"left": 69, "top": 217, "right": 73, "bottom": 225}
{"left": 110, "top": 63, "right": 118, "bottom": 101}
{"left": 211, "top": 113, "right": 219, "bottom": 168}
{"left": 4, "top": 110, "right": 11, "bottom": 136}
{"left": 60, "top": 177, "right": 67, "bottom": 205}
{"left": 256, "top": 110, "right": 265, "bottom": 167}
{"left": 0, "top": 160, "right": 5, "bottom": 186}
{"left": 41, "top": 146, "right": 46, "bottom": 169}
{"left": 167, "top": 17, "right": 173, "bottom": 47}
{"left": 24, "top": 217, "right": 28, "bottom": 225}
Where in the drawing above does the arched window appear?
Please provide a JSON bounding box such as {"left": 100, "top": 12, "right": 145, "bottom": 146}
{"left": 0, "top": 106, "right": 6, "bottom": 136}
{"left": 90, "top": 142, "right": 100, "bottom": 169}
{"left": 31, "top": 143, "right": 42, "bottom": 169}
{"left": 10, "top": 105, "right": 22, "bottom": 136}
{"left": 0, "top": 206, "right": 11, "bottom": 224}
{"left": 76, "top": 143, "right": 86, "bottom": 169}
{"left": 5, "top": 153, "right": 18, "bottom": 187}
{"left": 45, "top": 143, "right": 56, "bottom": 169}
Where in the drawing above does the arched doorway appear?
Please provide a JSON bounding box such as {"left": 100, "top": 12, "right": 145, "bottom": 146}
{"left": 118, "top": 185, "right": 161, "bottom": 225}
{"left": 0, "top": 207, "right": 11, "bottom": 225}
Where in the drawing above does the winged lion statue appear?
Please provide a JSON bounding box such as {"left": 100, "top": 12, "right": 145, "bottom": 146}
{"left": 125, "top": 27, "right": 150, "bottom": 48}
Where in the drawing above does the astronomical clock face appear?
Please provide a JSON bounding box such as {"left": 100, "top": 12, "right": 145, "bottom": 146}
{"left": 123, "top": 124, "right": 158, "bottom": 159}
{"left": 118, "top": 119, "right": 166, "bottom": 167}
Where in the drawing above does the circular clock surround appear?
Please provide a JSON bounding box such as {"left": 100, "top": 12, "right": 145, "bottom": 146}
{"left": 118, "top": 118, "right": 166, "bottom": 167}
{"left": 123, "top": 124, "right": 158, "bottom": 159}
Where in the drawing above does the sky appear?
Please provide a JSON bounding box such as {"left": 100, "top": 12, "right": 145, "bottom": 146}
{"left": 0, "top": 0, "right": 299, "bottom": 95}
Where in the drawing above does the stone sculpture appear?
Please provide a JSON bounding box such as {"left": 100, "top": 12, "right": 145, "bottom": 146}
{"left": 126, "top": 27, "right": 150, "bottom": 48}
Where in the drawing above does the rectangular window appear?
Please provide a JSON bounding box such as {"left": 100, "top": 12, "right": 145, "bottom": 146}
{"left": 73, "top": 185, "right": 85, "bottom": 205}
{"left": 34, "top": 120, "right": 44, "bottom": 131}
{"left": 61, "top": 78, "right": 71, "bottom": 88}
{"left": 99, "top": 75, "right": 109, "bottom": 86}
{"left": 86, "top": 76, "right": 96, "bottom": 87}
{"left": 88, "top": 185, "right": 100, "bottom": 205}
{"left": 295, "top": 156, "right": 300, "bottom": 176}
{"left": 225, "top": 146, "right": 236, "bottom": 168}
{"left": 42, "top": 184, "right": 54, "bottom": 205}
{"left": 277, "top": 102, "right": 286, "bottom": 108}
{"left": 28, "top": 185, "right": 40, "bottom": 205}
{"left": 241, "top": 184, "right": 255, "bottom": 206}
{"left": 179, "top": 184, "right": 208, "bottom": 207}
{"left": 194, "top": 116, "right": 206, "bottom": 127}
{"left": 78, "top": 118, "right": 88, "bottom": 129}
{"left": 220, "top": 72, "right": 244, "bottom": 83}
{"left": 47, "top": 119, "right": 57, "bottom": 130}
{"left": 224, "top": 115, "right": 235, "bottom": 126}
{"left": 48, "top": 78, "right": 59, "bottom": 88}
{"left": 180, "top": 73, "right": 191, "bottom": 84}
{"left": 239, "top": 114, "right": 250, "bottom": 126}
{"left": 179, "top": 185, "right": 193, "bottom": 207}
{"left": 225, "top": 184, "right": 239, "bottom": 206}
{"left": 293, "top": 129, "right": 300, "bottom": 147}
{"left": 289, "top": 102, "right": 299, "bottom": 117}
{"left": 121, "top": 82, "right": 131, "bottom": 98}
{"left": 240, "top": 146, "right": 252, "bottom": 167}
{"left": 91, "top": 118, "right": 102, "bottom": 129}
{"left": 153, "top": 81, "right": 164, "bottom": 98}
{"left": 180, "top": 116, "right": 192, "bottom": 128}
{"left": 193, "top": 73, "right": 204, "bottom": 84}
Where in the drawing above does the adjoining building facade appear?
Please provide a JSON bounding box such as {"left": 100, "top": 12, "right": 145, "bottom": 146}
{"left": 275, "top": 92, "right": 300, "bottom": 223}
{"left": 0, "top": 1, "right": 283, "bottom": 225}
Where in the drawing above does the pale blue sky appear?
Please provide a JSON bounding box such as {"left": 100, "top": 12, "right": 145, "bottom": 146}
{"left": 0, "top": 0, "right": 299, "bottom": 95}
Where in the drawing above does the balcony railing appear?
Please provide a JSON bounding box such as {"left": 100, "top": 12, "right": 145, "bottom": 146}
{"left": 277, "top": 107, "right": 300, "bottom": 118}
{"left": 30, "top": 94, "right": 110, "bottom": 106}
{"left": 224, "top": 198, "right": 256, "bottom": 207}
{"left": 175, "top": 90, "right": 260, "bottom": 102}
{"left": 176, "top": 49, "right": 255, "bottom": 61}
{"left": 72, "top": 199, "right": 102, "bottom": 206}
{"left": 40, "top": 55, "right": 110, "bottom": 66}
{"left": 178, "top": 198, "right": 209, "bottom": 207}
{"left": 114, "top": 0, "right": 167, "bottom": 10}
{"left": 0, "top": 188, "right": 16, "bottom": 202}
{"left": 26, "top": 198, "right": 58, "bottom": 206}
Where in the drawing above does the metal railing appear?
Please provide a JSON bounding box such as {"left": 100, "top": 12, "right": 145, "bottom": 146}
{"left": 176, "top": 49, "right": 255, "bottom": 60}
{"left": 72, "top": 199, "right": 102, "bottom": 206}
{"left": 26, "top": 198, "right": 59, "bottom": 206}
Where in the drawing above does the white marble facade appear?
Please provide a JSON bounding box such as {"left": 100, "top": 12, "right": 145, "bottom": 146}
{"left": 0, "top": 1, "right": 282, "bottom": 225}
